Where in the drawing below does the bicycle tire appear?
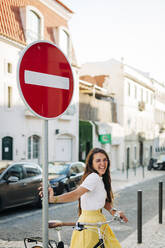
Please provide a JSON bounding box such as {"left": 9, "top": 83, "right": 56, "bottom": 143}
{"left": 57, "top": 241, "right": 64, "bottom": 248}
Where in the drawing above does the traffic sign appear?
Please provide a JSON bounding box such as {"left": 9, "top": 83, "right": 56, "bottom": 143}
{"left": 17, "top": 41, "right": 74, "bottom": 119}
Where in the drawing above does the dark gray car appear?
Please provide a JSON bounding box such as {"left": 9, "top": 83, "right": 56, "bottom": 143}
{"left": 0, "top": 161, "right": 42, "bottom": 211}
{"left": 48, "top": 162, "right": 85, "bottom": 195}
{"left": 148, "top": 155, "right": 165, "bottom": 170}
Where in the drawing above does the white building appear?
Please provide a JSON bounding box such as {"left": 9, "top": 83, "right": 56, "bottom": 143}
{"left": 152, "top": 78, "right": 165, "bottom": 153}
{"left": 79, "top": 78, "right": 124, "bottom": 171}
{"left": 80, "top": 59, "right": 161, "bottom": 169}
{"left": 0, "top": 0, "right": 79, "bottom": 164}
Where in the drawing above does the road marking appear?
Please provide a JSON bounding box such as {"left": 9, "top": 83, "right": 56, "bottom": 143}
{"left": 25, "top": 70, "right": 69, "bottom": 89}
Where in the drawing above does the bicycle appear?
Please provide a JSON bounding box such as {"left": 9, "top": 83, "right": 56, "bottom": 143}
{"left": 24, "top": 213, "right": 123, "bottom": 248}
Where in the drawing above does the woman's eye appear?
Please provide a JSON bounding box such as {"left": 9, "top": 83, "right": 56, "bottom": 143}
{"left": 95, "top": 159, "right": 108, "bottom": 163}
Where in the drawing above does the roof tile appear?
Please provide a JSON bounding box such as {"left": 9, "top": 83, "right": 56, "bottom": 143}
{"left": 0, "top": 0, "right": 26, "bottom": 44}
{"left": 0, "top": 0, "right": 72, "bottom": 45}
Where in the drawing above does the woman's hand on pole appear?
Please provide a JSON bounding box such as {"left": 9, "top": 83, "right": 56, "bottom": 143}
{"left": 38, "top": 184, "right": 55, "bottom": 203}
{"left": 48, "top": 186, "right": 55, "bottom": 203}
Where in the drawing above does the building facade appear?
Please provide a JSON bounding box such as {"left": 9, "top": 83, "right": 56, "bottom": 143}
{"left": 80, "top": 59, "right": 165, "bottom": 169}
{"left": 0, "top": 0, "right": 79, "bottom": 164}
{"left": 79, "top": 77, "right": 124, "bottom": 170}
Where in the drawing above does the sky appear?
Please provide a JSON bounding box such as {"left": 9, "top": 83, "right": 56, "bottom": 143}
{"left": 62, "top": 0, "right": 165, "bottom": 83}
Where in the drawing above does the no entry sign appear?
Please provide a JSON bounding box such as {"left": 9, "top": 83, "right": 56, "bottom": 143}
{"left": 17, "top": 41, "right": 74, "bottom": 119}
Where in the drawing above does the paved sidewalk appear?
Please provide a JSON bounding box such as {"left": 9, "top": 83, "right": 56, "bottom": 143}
{"left": 113, "top": 167, "right": 165, "bottom": 248}
{"left": 111, "top": 166, "right": 165, "bottom": 192}
{"left": 0, "top": 167, "right": 165, "bottom": 248}
{"left": 121, "top": 210, "right": 165, "bottom": 248}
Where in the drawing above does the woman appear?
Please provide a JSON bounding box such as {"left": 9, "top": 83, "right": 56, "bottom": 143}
{"left": 40, "top": 147, "right": 128, "bottom": 247}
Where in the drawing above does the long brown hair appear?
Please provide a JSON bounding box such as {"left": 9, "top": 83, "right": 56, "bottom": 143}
{"left": 78, "top": 147, "right": 114, "bottom": 215}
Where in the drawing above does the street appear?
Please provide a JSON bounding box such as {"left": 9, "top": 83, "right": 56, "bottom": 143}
{"left": 0, "top": 174, "right": 165, "bottom": 247}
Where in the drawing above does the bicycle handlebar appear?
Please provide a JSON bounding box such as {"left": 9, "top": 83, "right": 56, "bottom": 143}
{"left": 49, "top": 220, "right": 76, "bottom": 228}
{"left": 48, "top": 213, "right": 123, "bottom": 229}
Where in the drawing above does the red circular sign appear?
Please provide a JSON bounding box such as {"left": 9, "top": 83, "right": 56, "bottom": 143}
{"left": 17, "top": 41, "right": 74, "bottom": 119}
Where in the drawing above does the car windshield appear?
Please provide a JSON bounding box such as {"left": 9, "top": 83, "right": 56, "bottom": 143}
{"left": 48, "top": 164, "right": 69, "bottom": 175}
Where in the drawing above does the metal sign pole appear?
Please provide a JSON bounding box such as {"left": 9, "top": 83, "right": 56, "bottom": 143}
{"left": 42, "top": 119, "right": 49, "bottom": 248}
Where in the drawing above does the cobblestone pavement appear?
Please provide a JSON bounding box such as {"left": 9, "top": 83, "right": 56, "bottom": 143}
{"left": 0, "top": 167, "right": 165, "bottom": 248}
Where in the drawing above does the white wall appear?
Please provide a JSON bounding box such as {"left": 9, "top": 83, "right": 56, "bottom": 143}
{"left": 0, "top": 39, "right": 79, "bottom": 163}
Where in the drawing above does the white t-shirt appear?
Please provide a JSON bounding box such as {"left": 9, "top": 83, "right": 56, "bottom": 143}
{"left": 80, "top": 172, "right": 107, "bottom": 210}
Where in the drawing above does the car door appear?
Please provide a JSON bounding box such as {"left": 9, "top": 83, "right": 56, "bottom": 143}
{"left": 1, "top": 164, "right": 26, "bottom": 208}
{"left": 23, "top": 163, "right": 42, "bottom": 202}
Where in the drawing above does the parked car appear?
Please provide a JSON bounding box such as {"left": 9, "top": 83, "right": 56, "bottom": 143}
{"left": 0, "top": 161, "right": 42, "bottom": 212}
{"left": 148, "top": 155, "right": 165, "bottom": 170}
{"left": 48, "top": 162, "right": 85, "bottom": 195}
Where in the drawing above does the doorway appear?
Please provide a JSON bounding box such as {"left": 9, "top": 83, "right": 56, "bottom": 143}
{"left": 55, "top": 135, "right": 72, "bottom": 162}
{"left": 126, "top": 147, "right": 130, "bottom": 169}
{"left": 2, "top": 136, "right": 13, "bottom": 160}
{"left": 139, "top": 141, "right": 143, "bottom": 165}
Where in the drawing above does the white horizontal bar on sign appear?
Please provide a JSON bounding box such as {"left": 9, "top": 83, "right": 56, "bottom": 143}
{"left": 24, "top": 70, "right": 69, "bottom": 90}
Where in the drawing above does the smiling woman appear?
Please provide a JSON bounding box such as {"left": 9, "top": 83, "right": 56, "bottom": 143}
{"left": 39, "top": 147, "right": 128, "bottom": 247}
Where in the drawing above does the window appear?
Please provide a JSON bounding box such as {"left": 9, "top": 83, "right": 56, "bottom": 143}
{"left": 70, "top": 165, "right": 79, "bottom": 175}
{"left": 150, "top": 93, "right": 153, "bottom": 105}
{"left": 24, "top": 163, "right": 41, "bottom": 178}
{"left": 4, "top": 164, "right": 24, "bottom": 180}
{"left": 134, "top": 85, "right": 137, "bottom": 99}
{"left": 77, "top": 163, "right": 85, "bottom": 173}
{"left": 8, "top": 86, "right": 12, "bottom": 108}
{"left": 146, "top": 91, "right": 148, "bottom": 103}
{"left": 59, "top": 28, "right": 70, "bottom": 57}
{"left": 150, "top": 146, "right": 153, "bottom": 158}
{"left": 33, "top": 135, "right": 39, "bottom": 158}
{"left": 134, "top": 146, "right": 137, "bottom": 160}
{"left": 7, "top": 63, "right": 12, "bottom": 73}
{"left": 128, "top": 82, "right": 130, "bottom": 96}
{"left": 27, "top": 10, "right": 41, "bottom": 43}
{"left": 141, "top": 88, "right": 143, "bottom": 101}
{"left": 28, "top": 135, "right": 40, "bottom": 159}
{"left": 70, "top": 163, "right": 85, "bottom": 174}
{"left": 28, "top": 137, "right": 31, "bottom": 159}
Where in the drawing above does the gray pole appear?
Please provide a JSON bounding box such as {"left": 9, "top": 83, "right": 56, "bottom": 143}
{"left": 42, "top": 119, "right": 49, "bottom": 247}
{"left": 159, "top": 181, "right": 163, "bottom": 224}
{"left": 137, "top": 190, "right": 142, "bottom": 243}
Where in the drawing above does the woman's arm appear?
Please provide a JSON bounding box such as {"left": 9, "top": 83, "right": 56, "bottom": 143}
{"left": 104, "top": 200, "right": 115, "bottom": 214}
{"left": 104, "top": 200, "right": 128, "bottom": 223}
{"left": 39, "top": 185, "right": 88, "bottom": 204}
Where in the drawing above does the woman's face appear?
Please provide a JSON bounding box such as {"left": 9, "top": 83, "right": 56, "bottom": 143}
{"left": 92, "top": 152, "right": 108, "bottom": 176}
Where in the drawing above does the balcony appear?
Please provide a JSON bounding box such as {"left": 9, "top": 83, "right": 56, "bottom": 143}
{"left": 138, "top": 101, "right": 145, "bottom": 111}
